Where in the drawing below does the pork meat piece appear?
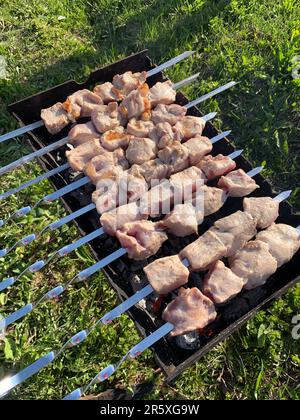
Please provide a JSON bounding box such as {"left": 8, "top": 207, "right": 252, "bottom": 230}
{"left": 229, "top": 240, "right": 278, "bottom": 290}
{"left": 126, "top": 137, "right": 157, "bottom": 165}
{"left": 162, "top": 287, "right": 217, "bottom": 336}
{"left": 151, "top": 103, "right": 187, "bottom": 126}
{"left": 84, "top": 149, "right": 128, "bottom": 184}
{"left": 127, "top": 118, "right": 155, "bottom": 137}
{"left": 203, "top": 260, "right": 244, "bottom": 304}
{"left": 139, "top": 180, "right": 174, "bottom": 217}
{"left": 170, "top": 166, "right": 206, "bottom": 189}
{"left": 243, "top": 197, "right": 279, "bottom": 229}
{"left": 113, "top": 71, "right": 147, "bottom": 95}
{"left": 184, "top": 136, "right": 213, "bottom": 165}
{"left": 66, "top": 138, "right": 105, "bottom": 172}
{"left": 148, "top": 81, "right": 176, "bottom": 107}
{"left": 158, "top": 141, "right": 189, "bottom": 173}
{"left": 197, "top": 154, "right": 237, "bottom": 180}
{"left": 144, "top": 255, "right": 190, "bottom": 295}
{"left": 179, "top": 230, "right": 227, "bottom": 271}
{"left": 91, "top": 102, "right": 125, "bottom": 134}
{"left": 91, "top": 167, "right": 123, "bottom": 213}
{"left": 100, "top": 202, "right": 147, "bottom": 236}
{"left": 119, "top": 170, "right": 148, "bottom": 203}
{"left": 41, "top": 102, "right": 70, "bottom": 135}
{"left": 162, "top": 203, "right": 198, "bottom": 237}
{"left": 93, "top": 82, "right": 123, "bottom": 104}
{"left": 199, "top": 185, "right": 228, "bottom": 216}
{"left": 101, "top": 127, "right": 131, "bottom": 151}
{"left": 174, "top": 116, "right": 206, "bottom": 141}
{"left": 149, "top": 122, "right": 181, "bottom": 149}
{"left": 256, "top": 223, "right": 300, "bottom": 267}
{"left": 68, "top": 121, "right": 100, "bottom": 146}
{"left": 119, "top": 84, "right": 151, "bottom": 120}
{"left": 211, "top": 210, "right": 257, "bottom": 257}
{"left": 135, "top": 159, "right": 171, "bottom": 184}
{"left": 171, "top": 166, "right": 206, "bottom": 205}
{"left": 63, "top": 89, "right": 103, "bottom": 120}
{"left": 116, "top": 220, "right": 168, "bottom": 260}
{"left": 217, "top": 169, "right": 259, "bottom": 197}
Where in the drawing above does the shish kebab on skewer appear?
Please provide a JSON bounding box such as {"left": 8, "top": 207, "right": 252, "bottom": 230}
{"left": 0, "top": 51, "right": 196, "bottom": 143}
{"left": 0, "top": 166, "right": 270, "bottom": 327}
{"left": 0, "top": 147, "right": 244, "bottom": 287}
{"left": 62, "top": 216, "right": 300, "bottom": 401}
{"left": 0, "top": 193, "right": 295, "bottom": 398}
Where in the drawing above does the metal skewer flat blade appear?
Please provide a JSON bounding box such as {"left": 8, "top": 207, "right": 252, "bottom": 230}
{"left": 296, "top": 225, "right": 300, "bottom": 234}
{"left": 0, "top": 136, "right": 69, "bottom": 176}
{"left": 185, "top": 81, "right": 236, "bottom": 109}
{"left": 228, "top": 149, "right": 243, "bottom": 160}
{"left": 211, "top": 130, "right": 231, "bottom": 144}
{"left": 48, "top": 203, "right": 96, "bottom": 231}
{"left": 173, "top": 73, "right": 200, "bottom": 90}
{"left": 147, "top": 51, "right": 195, "bottom": 78}
{"left": 0, "top": 304, "right": 33, "bottom": 330}
{"left": 273, "top": 190, "right": 293, "bottom": 203}
{"left": 202, "top": 112, "right": 217, "bottom": 122}
{"left": 0, "top": 120, "right": 44, "bottom": 144}
{"left": 129, "top": 322, "right": 174, "bottom": 358}
{"left": 247, "top": 166, "right": 264, "bottom": 178}
{"left": 62, "top": 388, "right": 82, "bottom": 401}
{"left": 0, "top": 352, "right": 55, "bottom": 397}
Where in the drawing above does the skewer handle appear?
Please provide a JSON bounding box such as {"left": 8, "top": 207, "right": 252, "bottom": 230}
{"left": 58, "top": 228, "right": 104, "bottom": 257}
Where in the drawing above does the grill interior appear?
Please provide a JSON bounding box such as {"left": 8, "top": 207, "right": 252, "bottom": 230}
{"left": 7, "top": 50, "right": 300, "bottom": 383}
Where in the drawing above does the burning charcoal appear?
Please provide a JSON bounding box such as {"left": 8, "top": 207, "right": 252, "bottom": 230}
{"left": 174, "top": 331, "right": 201, "bottom": 351}
{"left": 129, "top": 274, "right": 148, "bottom": 293}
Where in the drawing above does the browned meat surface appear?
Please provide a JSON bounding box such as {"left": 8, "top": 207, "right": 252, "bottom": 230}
{"left": 162, "top": 203, "right": 199, "bottom": 237}
{"left": 119, "top": 84, "right": 151, "bottom": 120}
{"left": 174, "top": 116, "right": 206, "bottom": 140}
{"left": 256, "top": 223, "right": 300, "bottom": 267}
{"left": 144, "top": 255, "right": 190, "bottom": 295}
{"left": 212, "top": 210, "right": 257, "bottom": 257}
{"left": 179, "top": 230, "right": 227, "bottom": 271}
{"left": 101, "top": 127, "right": 132, "bottom": 151}
{"left": 203, "top": 260, "right": 244, "bottom": 304}
{"left": 119, "top": 170, "right": 148, "bottom": 203}
{"left": 116, "top": 220, "right": 168, "bottom": 260}
{"left": 84, "top": 149, "right": 128, "bottom": 184}
{"left": 148, "top": 81, "right": 176, "bottom": 106}
{"left": 93, "top": 82, "right": 123, "bottom": 104}
{"left": 229, "top": 240, "right": 278, "bottom": 290}
{"left": 197, "top": 154, "right": 237, "bottom": 180}
{"left": 151, "top": 103, "right": 187, "bottom": 125}
{"left": 149, "top": 122, "right": 181, "bottom": 149}
{"left": 66, "top": 138, "right": 105, "bottom": 172}
{"left": 68, "top": 121, "right": 100, "bottom": 146}
{"left": 134, "top": 159, "right": 171, "bottom": 184}
{"left": 184, "top": 136, "right": 213, "bottom": 165}
{"left": 63, "top": 89, "right": 103, "bottom": 120}
{"left": 158, "top": 141, "right": 189, "bottom": 173}
{"left": 100, "top": 202, "right": 147, "bottom": 236}
{"left": 127, "top": 118, "right": 155, "bottom": 137}
{"left": 126, "top": 137, "right": 157, "bottom": 165}
{"left": 162, "top": 288, "right": 217, "bottom": 336}
{"left": 113, "top": 71, "right": 147, "bottom": 95}
{"left": 41, "top": 102, "right": 70, "bottom": 135}
{"left": 91, "top": 102, "right": 125, "bottom": 133}
{"left": 217, "top": 169, "right": 259, "bottom": 197}
{"left": 243, "top": 197, "right": 279, "bottom": 229}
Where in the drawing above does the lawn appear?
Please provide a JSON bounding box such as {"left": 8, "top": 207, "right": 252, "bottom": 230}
{"left": 0, "top": 0, "right": 299, "bottom": 400}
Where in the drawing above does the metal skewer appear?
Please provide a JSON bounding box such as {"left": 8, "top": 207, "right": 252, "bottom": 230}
{"left": 0, "top": 130, "right": 230, "bottom": 263}
{"left": 0, "top": 51, "right": 196, "bottom": 144}
{"left": 0, "top": 189, "right": 292, "bottom": 397}
{"left": 0, "top": 166, "right": 266, "bottom": 329}
{"left": 0, "top": 110, "right": 217, "bottom": 227}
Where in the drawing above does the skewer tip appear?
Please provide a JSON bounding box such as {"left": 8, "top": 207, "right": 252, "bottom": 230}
{"left": 0, "top": 249, "right": 7, "bottom": 258}
{"left": 273, "top": 190, "right": 293, "bottom": 203}
{"left": 0, "top": 220, "right": 3, "bottom": 228}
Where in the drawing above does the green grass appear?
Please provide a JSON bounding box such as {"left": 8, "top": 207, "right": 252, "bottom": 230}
{"left": 0, "top": 0, "right": 300, "bottom": 400}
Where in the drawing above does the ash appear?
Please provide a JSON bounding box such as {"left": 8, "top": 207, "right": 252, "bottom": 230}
{"left": 175, "top": 330, "right": 201, "bottom": 351}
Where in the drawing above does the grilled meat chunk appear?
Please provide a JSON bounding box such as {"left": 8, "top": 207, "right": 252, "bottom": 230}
{"left": 162, "top": 288, "right": 217, "bottom": 337}
{"left": 144, "top": 255, "right": 190, "bottom": 295}
{"left": 66, "top": 138, "right": 105, "bottom": 172}
{"left": 113, "top": 71, "right": 147, "bottom": 95}
{"left": 100, "top": 202, "right": 147, "bottom": 236}
{"left": 184, "top": 136, "right": 213, "bottom": 165}
{"left": 63, "top": 89, "right": 103, "bottom": 121}
{"left": 93, "top": 82, "right": 123, "bottom": 104}
{"left": 119, "top": 84, "right": 151, "bottom": 120}
{"left": 84, "top": 149, "right": 128, "bottom": 184}
{"left": 149, "top": 122, "right": 181, "bottom": 149}
{"left": 229, "top": 240, "right": 278, "bottom": 290}
{"left": 101, "top": 127, "right": 131, "bottom": 151}
{"left": 256, "top": 223, "right": 300, "bottom": 267}
{"left": 126, "top": 137, "right": 157, "bottom": 165}
{"left": 179, "top": 230, "right": 227, "bottom": 271}
{"left": 134, "top": 159, "right": 171, "bottom": 184}
{"left": 200, "top": 185, "right": 228, "bottom": 216}
{"left": 151, "top": 103, "right": 187, "bottom": 126}
{"left": 127, "top": 118, "right": 155, "bottom": 137}
{"left": 68, "top": 121, "right": 100, "bottom": 146}
{"left": 158, "top": 141, "right": 189, "bottom": 173}
{"left": 91, "top": 102, "right": 125, "bottom": 133}
{"left": 174, "top": 116, "right": 206, "bottom": 141}
{"left": 116, "top": 220, "right": 168, "bottom": 260}
{"left": 243, "top": 197, "right": 279, "bottom": 229}
{"left": 211, "top": 211, "right": 257, "bottom": 257}
{"left": 41, "top": 102, "right": 70, "bottom": 135}
{"left": 197, "top": 154, "right": 237, "bottom": 180}
{"left": 203, "top": 260, "right": 244, "bottom": 304}
{"left": 217, "top": 169, "right": 259, "bottom": 197}
{"left": 148, "top": 81, "right": 176, "bottom": 107}
{"left": 162, "top": 203, "right": 199, "bottom": 237}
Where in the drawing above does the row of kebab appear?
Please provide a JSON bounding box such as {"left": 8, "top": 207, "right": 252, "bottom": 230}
{"left": 38, "top": 69, "right": 300, "bottom": 338}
